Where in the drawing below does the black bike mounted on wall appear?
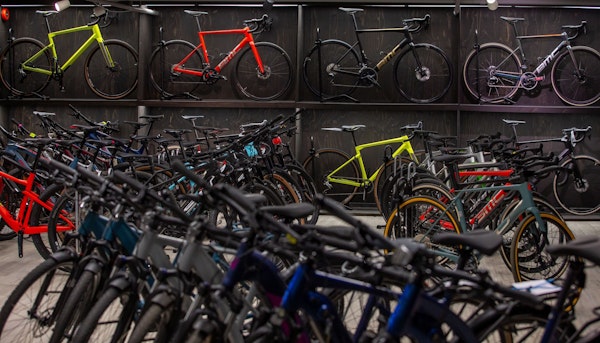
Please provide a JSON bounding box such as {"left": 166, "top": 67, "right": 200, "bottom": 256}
{"left": 303, "top": 8, "right": 453, "bottom": 103}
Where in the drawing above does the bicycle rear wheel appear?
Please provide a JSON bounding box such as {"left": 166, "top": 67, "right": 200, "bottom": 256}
{"left": 552, "top": 46, "right": 600, "bottom": 106}
{"left": 0, "top": 37, "right": 51, "bottom": 97}
{"left": 384, "top": 195, "right": 460, "bottom": 265}
{"left": 84, "top": 39, "right": 138, "bottom": 99}
{"left": 553, "top": 155, "right": 600, "bottom": 215}
{"left": 463, "top": 42, "right": 521, "bottom": 104}
{"left": 233, "top": 42, "right": 292, "bottom": 100}
{"left": 303, "top": 39, "right": 361, "bottom": 100}
{"left": 393, "top": 43, "right": 452, "bottom": 103}
{"left": 510, "top": 212, "right": 574, "bottom": 282}
{"left": 302, "top": 148, "right": 359, "bottom": 205}
{"left": 148, "top": 40, "right": 203, "bottom": 98}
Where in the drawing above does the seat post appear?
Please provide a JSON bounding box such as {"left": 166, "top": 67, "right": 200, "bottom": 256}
{"left": 44, "top": 16, "right": 52, "bottom": 34}
{"left": 350, "top": 131, "right": 359, "bottom": 147}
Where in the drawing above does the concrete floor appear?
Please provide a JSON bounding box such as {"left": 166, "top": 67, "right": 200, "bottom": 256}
{"left": 0, "top": 216, "right": 599, "bottom": 335}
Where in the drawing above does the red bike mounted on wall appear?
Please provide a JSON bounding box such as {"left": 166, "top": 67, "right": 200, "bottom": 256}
{"left": 148, "top": 10, "right": 293, "bottom": 101}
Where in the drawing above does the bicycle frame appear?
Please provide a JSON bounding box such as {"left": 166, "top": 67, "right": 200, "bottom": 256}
{"left": 173, "top": 27, "right": 265, "bottom": 77}
{"left": 20, "top": 23, "right": 114, "bottom": 75}
{"left": 430, "top": 181, "right": 545, "bottom": 262}
{"left": 326, "top": 135, "right": 418, "bottom": 188}
{"left": 343, "top": 27, "right": 413, "bottom": 73}
{"left": 0, "top": 170, "right": 74, "bottom": 235}
{"left": 496, "top": 29, "right": 574, "bottom": 85}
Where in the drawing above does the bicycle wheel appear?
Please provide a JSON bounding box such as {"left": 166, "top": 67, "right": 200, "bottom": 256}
{"left": 127, "top": 300, "right": 177, "bottom": 343}
{"left": 29, "top": 183, "right": 72, "bottom": 260}
{"left": 495, "top": 195, "right": 564, "bottom": 269}
{"left": 0, "top": 37, "right": 51, "bottom": 97}
{"left": 0, "top": 250, "right": 77, "bottom": 342}
{"left": 393, "top": 43, "right": 452, "bottom": 103}
{"left": 282, "top": 164, "right": 320, "bottom": 224}
{"left": 84, "top": 39, "right": 138, "bottom": 99}
{"left": 551, "top": 46, "right": 600, "bottom": 106}
{"left": 510, "top": 212, "right": 575, "bottom": 282}
{"left": 148, "top": 40, "right": 203, "bottom": 98}
{"left": 302, "top": 148, "right": 359, "bottom": 205}
{"left": 463, "top": 42, "right": 521, "bottom": 104}
{"left": 384, "top": 195, "right": 460, "bottom": 264}
{"left": 303, "top": 39, "right": 361, "bottom": 100}
{"left": 553, "top": 155, "right": 600, "bottom": 215}
{"left": 476, "top": 311, "right": 574, "bottom": 343}
{"left": 70, "top": 282, "right": 138, "bottom": 342}
{"left": 49, "top": 266, "right": 103, "bottom": 343}
{"left": 233, "top": 42, "right": 292, "bottom": 100}
{"left": 0, "top": 168, "right": 20, "bottom": 241}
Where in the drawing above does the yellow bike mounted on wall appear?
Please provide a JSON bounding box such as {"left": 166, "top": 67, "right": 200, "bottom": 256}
{"left": 0, "top": 6, "right": 138, "bottom": 100}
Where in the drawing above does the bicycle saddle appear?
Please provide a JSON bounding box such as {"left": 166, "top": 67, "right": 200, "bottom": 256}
{"left": 35, "top": 10, "right": 58, "bottom": 17}
{"left": 432, "top": 230, "right": 503, "bottom": 257}
{"left": 500, "top": 16, "right": 525, "bottom": 23}
{"left": 182, "top": 115, "right": 205, "bottom": 120}
{"left": 184, "top": 10, "right": 208, "bottom": 17}
{"left": 339, "top": 7, "right": 363, "bottom": 14}
{"left": 321, "top": 125, "right": 365, "bottom": 132}
{"left": 546, "top": 236, "right": 600, "bottom": 266}
{"left": 502, "top": 119, "right": 526, "bottom": 125}
{"left": 139, "top": 115, "right": 165, "bottom": 121}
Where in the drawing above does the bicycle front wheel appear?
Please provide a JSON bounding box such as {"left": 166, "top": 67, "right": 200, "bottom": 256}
{"left": 0, "top": 250, "right": 77, "bottom": 342}
{"left": 0, "top": 37, "right": 51, "bottom": 97}
{"left": 510, "top": 212, "right": 574, "bottom": 282}
{"left": 84, "top": 39, "right": 138, "bottom": 99}
{"left": 303, "top": 39, "right": 361, "bottom": 100}
{"left": 393, "top": 43, "right": 452, "bottom": 103}
{"left": 302, "top": 148, "right": 359, "bottom": 205}
{"left": 553, "top": 155, "right": 600, "bottom": 215}
{"left": 552, "top": 46, "right": 600, "bottom": 106}
{"left": 233, "top": 42, "right": 292, "bottom": 100}
{"left": 463, "top": 42, "right": 521, "bottom": 104}
{"left": 148, "top": 40, "right": 203, "bottom": 98}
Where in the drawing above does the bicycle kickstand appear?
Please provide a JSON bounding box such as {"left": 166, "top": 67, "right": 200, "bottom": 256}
{"left": 17, "top": 231, "right": 24, "bottom": 258}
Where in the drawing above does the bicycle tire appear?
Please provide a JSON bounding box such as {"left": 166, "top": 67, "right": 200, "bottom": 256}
{"left": 0, "top": 37, "right": 51, "bottom": 97}
{"left": 0, "top": 166, "right": 20, "bottom": 241}
{"left": 127, "top": 299, "right": 177, "bottom": 343}
{"left": 551, "top": 45, "right": 600, "bottom": 106}
{"left": 302, "top": 39, "right": 361, "bottom": 100}
{"left": 47, "top": 188, "right": 82, "bottom": 254}
{"left": 510, "top": 212, "right": 575, "bottom": 282}
{"left": 281, "top": 164, "right": 320, "bottom": 224}
{"left": 233, "top": 41, "right": 292, "bottom": 100}
{"left": 552, "top": 155, "right": 600, "bottom": 215}
{"left": 70, "top": 281, "right": 138, "bottom": 342}
{"left": 49, "top": 266, "right": 103, "bottom": 343}
{"left": 0, "top": 250, "right": 77, "bottom": 342}
{"left": 84, "top": 39, "right": 138, "bottom": 99}
{"left": 384, "top": 195, "right": 460, "bottom": 264}
{"left": 463, "top": 42, "right": 521, "bottom": 104}
{"left": 148, "top": 39, "right": 203, "bottom": 98}
{"left": 29, "top": 183, "right": 71, "bottom": 260}
{"left": 393, "top": 43, "right": 452, "bottom": 103}
{"left": 302, "top": 148, "right": 360, "bottom": 205}
{"left": 495, "top": 194, "right": 564, "bottom": 269}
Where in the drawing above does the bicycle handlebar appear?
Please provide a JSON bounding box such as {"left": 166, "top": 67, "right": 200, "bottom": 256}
{"left": 403, "top": 14, "right": 430, "bottom": 34}
{"left": 562, "top": 126, "right": 591, "bottom": 145}
{"left": 244, "top": 14, "right": 272, "bottom": 34}
{"left": 562, "top": 20, "right": 587, "bottom": 40}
